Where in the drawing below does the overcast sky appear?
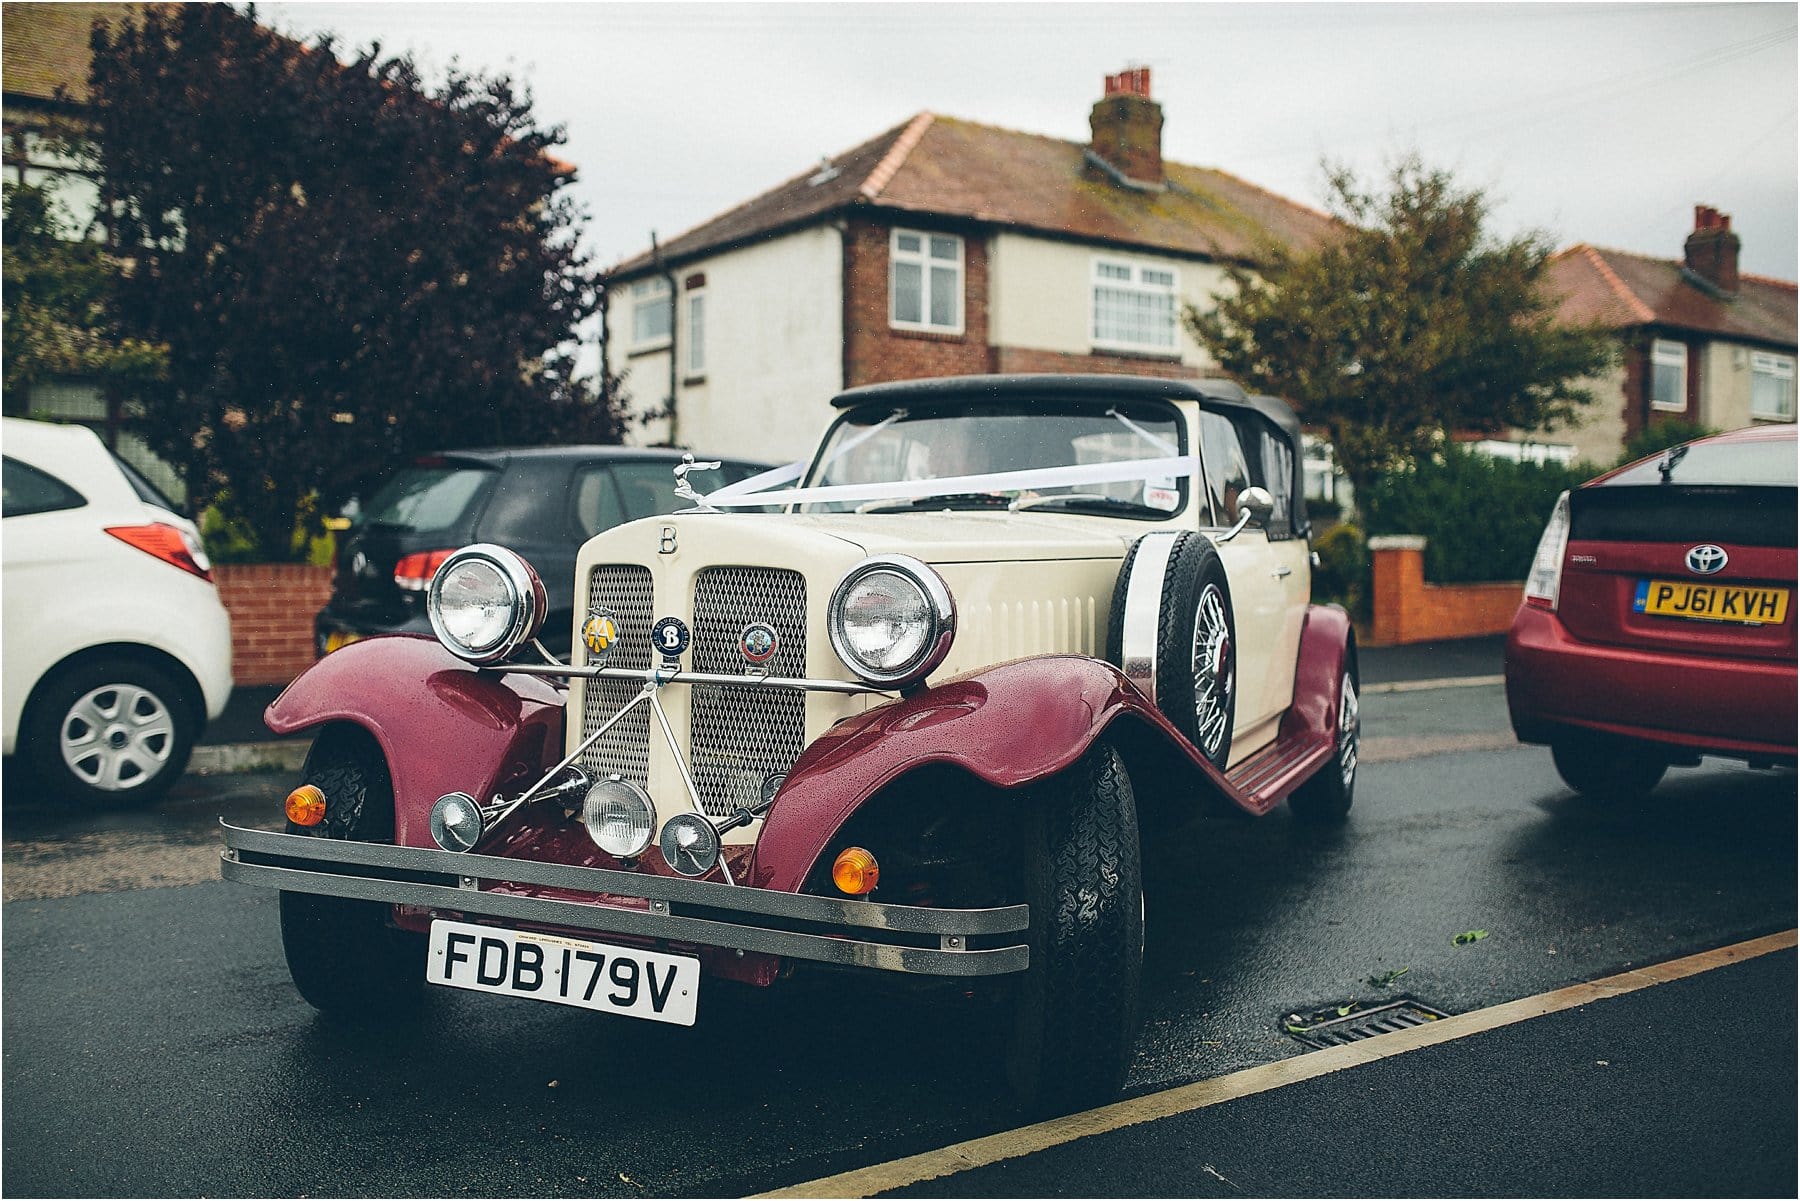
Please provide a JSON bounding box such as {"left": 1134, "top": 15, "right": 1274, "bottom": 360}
{"left": 257, "top": 1, "right": 1798, "bottom": 281}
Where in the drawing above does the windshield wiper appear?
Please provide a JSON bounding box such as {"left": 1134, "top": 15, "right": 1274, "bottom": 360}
{"left": 860, "top": 493, "right": 1014, "bottom": 514}
{"left": 1009, "top": 494, "right": 1169, "bottom": 518}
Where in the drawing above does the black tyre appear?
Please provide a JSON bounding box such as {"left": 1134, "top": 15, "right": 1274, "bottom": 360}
{"left": 1550, "top": 735, "right": 1668, "bottom": 801}
{"left": 279, "top": 727, "right": 426, "bottom": 1013}
{"left": 1108, "top": 531, "right": 1236, "bottom": 769}
{"left": 1289, "top": 667, "right": 1360, "bottom": 823}
{"left": 23, "top": 656, "right": 196, "bottom": 804}
{"left": 1006, "top": 741, "right": 1143, "bottom": 1114}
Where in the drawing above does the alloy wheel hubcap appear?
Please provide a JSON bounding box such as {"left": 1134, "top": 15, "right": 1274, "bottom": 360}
{"left": 59, "top": 684, "right": 175, "bottom": 791}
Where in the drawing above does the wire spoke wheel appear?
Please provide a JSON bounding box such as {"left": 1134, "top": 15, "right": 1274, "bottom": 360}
{"left": 1190, "top": 583, "right": 1234, "bottom": 761}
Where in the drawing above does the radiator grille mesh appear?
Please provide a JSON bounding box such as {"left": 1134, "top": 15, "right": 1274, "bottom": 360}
{"left": 579, "top": 564, "right": 655, "bottom": 788}
{"left": 690, "top": 567, "right": 807, "bottom": 816}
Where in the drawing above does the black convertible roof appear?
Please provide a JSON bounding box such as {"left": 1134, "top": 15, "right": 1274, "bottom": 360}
{"left": 829, "top": 372, "right": 1305, "bottom": 466}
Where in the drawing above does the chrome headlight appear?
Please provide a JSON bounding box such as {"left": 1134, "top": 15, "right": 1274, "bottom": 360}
{"left": 426, "top": 544, "right": 546, "bottom": 665}
{"left": 581, "top": 776, "right": 657, "bottom": 858}
{"left": 827, "top": 555, "right": 956, "bottom": 688}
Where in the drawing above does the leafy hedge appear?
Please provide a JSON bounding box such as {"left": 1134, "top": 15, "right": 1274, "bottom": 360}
{"left": 1360, "top": 446, "right": 1593, "bottom": 584}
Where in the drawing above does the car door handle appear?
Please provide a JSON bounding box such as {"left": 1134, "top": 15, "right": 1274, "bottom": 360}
{"left": 1272, "top": 566, "right": 1293, "bottom": 578}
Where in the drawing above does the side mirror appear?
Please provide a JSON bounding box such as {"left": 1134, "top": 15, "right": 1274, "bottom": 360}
{"left": 1238, "top": 486, "right": 1276, "bottom": 526}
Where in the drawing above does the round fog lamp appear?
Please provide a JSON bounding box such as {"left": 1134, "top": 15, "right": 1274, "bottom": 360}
{"left": 582, "top": 776, "right": 657, "bottom": 858}
{"left": 659, "top": 812, "right": 721, "bottom": 877}
{"left": 429, "top": 791, "right": 485, "bottom": 852}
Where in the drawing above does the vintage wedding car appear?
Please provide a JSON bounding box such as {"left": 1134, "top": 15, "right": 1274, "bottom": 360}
{"left": 220, "top": 374, "right": 1360, "bottom": 1110}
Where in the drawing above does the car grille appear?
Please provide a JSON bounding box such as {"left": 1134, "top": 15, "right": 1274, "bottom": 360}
{"left": 581, "top": 564, "right": 807, "bottom": 817}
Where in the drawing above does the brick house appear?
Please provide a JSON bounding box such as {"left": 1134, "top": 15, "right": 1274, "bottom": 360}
{"left": 603, "top": 69, "right": 1339, "bottom": 464}
{"left": 1514, "top": 207, "right": 1797, "bottom": 466}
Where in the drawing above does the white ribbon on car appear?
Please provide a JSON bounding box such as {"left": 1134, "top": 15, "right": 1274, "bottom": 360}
{"left": 695, "top": 454, "right": 1201, "bottom": 510}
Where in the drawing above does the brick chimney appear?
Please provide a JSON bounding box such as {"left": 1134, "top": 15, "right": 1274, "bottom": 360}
{"left": 1684, "top": 204, "right": 1740, "bottom": 294}
{"left": 1089, "top": 67, "right": 1164, "bottom": 187}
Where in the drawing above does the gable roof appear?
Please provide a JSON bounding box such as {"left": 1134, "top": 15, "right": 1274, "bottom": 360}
{"left": 611, "top": 111, "right": 1339, "bottom": 276}
{"left": 1, "top": 2, "right": 143, "bottom": 107}
{"left": 1548, "top": 243, "right": 1796, "bottom": 350}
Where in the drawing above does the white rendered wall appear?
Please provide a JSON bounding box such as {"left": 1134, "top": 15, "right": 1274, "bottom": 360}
{"left": 611, "top": 226, "right": 844, "bottom": 463}
{"left": 987, "top": 232, "right": 1236, "bottom": 369}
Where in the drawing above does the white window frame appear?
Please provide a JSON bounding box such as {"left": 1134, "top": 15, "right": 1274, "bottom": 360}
{"left": 1650, "top": 338, "right": 1688, "bottom": 412}
{"left": 630, "top": 277, "right": 672, "bottom": 351}
{"left": 685, "top": 287, "right": 706, "bottom": 377}
{"left": 1091, "top": 257, "right": 1180, "bottom": 354}
{"left": 888, "top": 228, "right": 964, "bottom": 334}
{"left": 1750, "top": 351, "right": 1795, "bottom": 420}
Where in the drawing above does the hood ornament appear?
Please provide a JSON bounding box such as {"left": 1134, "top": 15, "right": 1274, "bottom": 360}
{"left": 673, "top": 453, "right": 722, "bottom": 511}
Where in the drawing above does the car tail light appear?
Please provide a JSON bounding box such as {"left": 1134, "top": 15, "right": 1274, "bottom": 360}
{"left": 104, "top": 523, "right": 213, "bottom": 581}
{"left": 394, "top": 549, "right": 456, "bottom": 591}
{"left": 1523, "top": 491, "right": 1572, "bottom": 611}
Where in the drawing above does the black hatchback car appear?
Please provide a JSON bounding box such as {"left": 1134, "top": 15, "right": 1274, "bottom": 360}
{"left": 316, "top": 446, "right": 771, "bottom": 658}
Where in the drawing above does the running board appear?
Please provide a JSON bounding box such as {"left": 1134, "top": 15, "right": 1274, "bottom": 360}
{"left": 1226, "top": 729, "right": 1334, "bottom": 811}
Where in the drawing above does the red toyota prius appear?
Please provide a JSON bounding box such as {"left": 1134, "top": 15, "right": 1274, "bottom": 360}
{"left": 1506, "top": 423, "right": 1797, "bottom": 798}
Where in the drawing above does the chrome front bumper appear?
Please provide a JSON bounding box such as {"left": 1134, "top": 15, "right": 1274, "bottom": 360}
{"left": 219, "top": 822, "right": 1030, "bottom": 976}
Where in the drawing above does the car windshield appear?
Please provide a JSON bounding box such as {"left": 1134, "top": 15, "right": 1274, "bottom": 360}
{"left": 801, "top": 401, "right": 1187, "bottom": 518}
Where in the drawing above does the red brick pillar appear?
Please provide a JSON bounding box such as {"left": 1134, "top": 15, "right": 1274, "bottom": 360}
{"left": 1368, "top": 535, "right": 1426, "bottom": 646}
{"left": 213, "top": 563, "right": 335, "bottom": 685}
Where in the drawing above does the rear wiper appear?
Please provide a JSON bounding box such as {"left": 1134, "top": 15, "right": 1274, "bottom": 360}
{"left": 1009, "top": 494, "right": 1168, "bottom": 518}
{"left": 859, "top": 493, "right": 1014, "bottom": 514}
{"left": 1658, "top": 444, "right": 1689, "bottom": 483}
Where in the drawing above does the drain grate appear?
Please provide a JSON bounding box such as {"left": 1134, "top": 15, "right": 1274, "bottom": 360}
{"left": 1285, "top": 998, "right": 1451, "bottom": 1049}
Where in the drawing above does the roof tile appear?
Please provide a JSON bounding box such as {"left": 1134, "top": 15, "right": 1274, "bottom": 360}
{"left": 1549, "top": 243, "right": 1796, "bottom": 348}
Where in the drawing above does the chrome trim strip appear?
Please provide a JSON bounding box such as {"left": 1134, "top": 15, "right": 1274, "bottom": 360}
{"left": 498, "top": 662, "right": 886, "bottom": 696}
{"left": 220, "top": 823, "right": 1028, "bottom": 937}
{"left": 1119, "top": 532, "right": 1180, "bottom": 706}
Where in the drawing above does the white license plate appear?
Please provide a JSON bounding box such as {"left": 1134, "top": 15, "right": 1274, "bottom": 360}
{"left": 427, "top": 919, "right": 699, "bottom": 1026}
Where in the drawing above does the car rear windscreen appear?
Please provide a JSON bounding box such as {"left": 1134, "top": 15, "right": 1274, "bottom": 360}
{"left": 364, "top": 462, "right": 498, "bottom": 533}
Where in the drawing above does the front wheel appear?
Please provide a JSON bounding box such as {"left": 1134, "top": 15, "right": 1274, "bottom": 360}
{"left": 1550, "top": 735, "right": 1667, "bottom": 801}
{"left": 279, "top": 727, "right": 426, "bottom": 1013}
{"left": 1005, "top": 741, "right": 1143, "bottom": 1114}
{"left": 23, "top": 657, "right": 196, "bottom": 804}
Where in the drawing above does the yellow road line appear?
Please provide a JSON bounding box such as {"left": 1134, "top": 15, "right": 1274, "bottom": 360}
{"left": 759, "top": 929, "right": 1796, "bottom": 1199}
{"left": 1364, "top": 673, "right": 1505, "bottom": 694}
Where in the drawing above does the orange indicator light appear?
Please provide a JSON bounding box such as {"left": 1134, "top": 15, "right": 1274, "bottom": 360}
{"left": 831, "top": 847, "right": 880, "bottom": 896}
{"left": 286, "top": 785, "right": 327, "bottom": 827}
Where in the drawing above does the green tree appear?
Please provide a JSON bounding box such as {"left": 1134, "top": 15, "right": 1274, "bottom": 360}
{"left": 2, "top": 180, "right": 167, "bottom": 396}
{"left": 1188, "top": 156, "right": 1613, "bottom": 507}
{"left": 85, "top": 4, "right": 622, "bottom": 559}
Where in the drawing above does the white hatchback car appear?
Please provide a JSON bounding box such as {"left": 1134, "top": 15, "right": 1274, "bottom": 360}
{"left": 3, "top": 418, "right": 233, "bottom": 802}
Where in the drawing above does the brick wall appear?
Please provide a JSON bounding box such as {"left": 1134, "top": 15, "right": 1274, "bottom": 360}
{"left": 214, "top": 563, "right": 332, "bottom": 685}
{"left": 993, "top": 345, "right": 1200, "bottom": 380}
{"left": 1367, "top": 536, "right": 1523, "bottom": 646}
{"left": 843, "top": 216, "right": 992, "bottom": 386}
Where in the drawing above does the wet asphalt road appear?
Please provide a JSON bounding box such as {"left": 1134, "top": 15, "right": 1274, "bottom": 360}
{"left": 2, "top": 682, "right": 1795, "bottom": 1197}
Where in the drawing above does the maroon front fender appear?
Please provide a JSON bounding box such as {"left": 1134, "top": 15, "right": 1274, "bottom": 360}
{"left": 265, "top": 635, "right": 566, "bottom": 847}
{"left": 745, "top": 655, "right": 1231, "bottom": 892}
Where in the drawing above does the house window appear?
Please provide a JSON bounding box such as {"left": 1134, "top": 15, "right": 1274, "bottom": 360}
{"left": 1650, "top": 339, "right": 1687, "bottom": 411}
{"left": 630, "top": 278, "right": 672, "bottom": 349}
{"left": 686, "top": 289, "right": 706, "bottom": 376}
{"left": 1750, "top": 352, "right": 1795, "bottom": 420}
{"left": 890, "top": 229, "right": 963, "bottom": 333}
{"left": 1092, "top": 258, "right": 1178, "bottom": 352}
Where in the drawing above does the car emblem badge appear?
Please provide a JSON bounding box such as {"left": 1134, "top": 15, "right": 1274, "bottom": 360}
{"left": 351, "top": 550, "right": 370, "bottom": 577}
{"left": 1685, "top": 544, "right": 1728, "bottom": 576}
{"left": 652, "top": 616, "right": 691, "bottom": 660}
{"left": 740, "top": 622, "right": 779, "bottom": 668}
{"left": 582, "top": 608, "right": 620, "bottom": 665}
